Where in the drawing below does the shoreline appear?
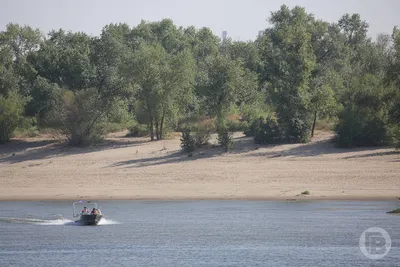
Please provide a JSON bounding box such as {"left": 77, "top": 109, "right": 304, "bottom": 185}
{"left": 0, "top": 195, "right": 398, "bottom": 202}
{"left": 1, "top": 131, "right": 399, "bottom": 203}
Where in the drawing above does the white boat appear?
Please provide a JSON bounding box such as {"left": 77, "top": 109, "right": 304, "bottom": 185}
{"left": 72, "top": 201, "right": 103, "bottom": 225}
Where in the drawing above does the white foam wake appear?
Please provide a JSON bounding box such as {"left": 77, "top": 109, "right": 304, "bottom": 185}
{"left": 0, "top": 216, "right": 119, "bottom": 226}
{"left": 34, "top": 218, "right": 75, "bottom": 225}
{"left": 97, "top": 218, "right": 119, "bottom": 225}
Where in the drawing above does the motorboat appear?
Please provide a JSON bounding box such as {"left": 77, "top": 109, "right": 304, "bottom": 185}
{"left": 72, "top": 201, "right": 103, "bottom": 225}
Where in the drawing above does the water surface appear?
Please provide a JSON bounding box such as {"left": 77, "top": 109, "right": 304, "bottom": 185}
{"left": 0, "top": 200, "right": 399, "bottom": 266}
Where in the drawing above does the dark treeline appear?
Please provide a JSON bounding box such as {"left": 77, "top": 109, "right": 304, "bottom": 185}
{"left": 0, "top": 5, "right": 399, "bottom": 149}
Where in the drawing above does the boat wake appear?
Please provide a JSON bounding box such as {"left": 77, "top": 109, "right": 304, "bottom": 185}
{"left": 97, "top": 218, "right": 119, "bottom": 225}
{"left": 0, "top": 216, "right": 119, "bottom": 226}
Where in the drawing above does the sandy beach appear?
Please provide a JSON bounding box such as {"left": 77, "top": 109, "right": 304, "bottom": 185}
{"left": 0, "top": 131, "right": 399, "bottom": 201}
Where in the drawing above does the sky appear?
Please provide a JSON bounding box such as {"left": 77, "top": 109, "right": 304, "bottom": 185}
{"left": 1, "top": 0, "right": 399, "bottom": 41}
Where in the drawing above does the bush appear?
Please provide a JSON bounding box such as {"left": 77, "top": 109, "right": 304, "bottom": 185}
{"left": 334, "top": 75, "right": 393, "bottom": 148}
{"left": 391, "top": 126, "right": 400, "bottom": 149}
{"left": 244, "top": 119, "right": 258, "bottom": 137}
{"left": 283, "top": 112, "right": 311, "bottom": 143}
{"left": 0, "top": 92, "right": 25, "bottom": 143}
{"left": 217, "top": 127, "right": 233, "bottom": 152}
{"left": 226, "top": 120, "right": 248, "bottom": 132}
{"left": 180, "top": 129, "right": 196, "bottom": 153}
{"left": 388, "top": 208, "right": 400, "bottom": 214}
{"left": 60, "top": 89, "right": 107, "bottom": 146}
{"left": 14, "top": 117, "right": 39, "bottom": 138}
{"left": 193, "top": 120, "right": 214, "bottom": 147}
{"left": 250, "top": 116, "right": 282, "bottom": 144}
{"left": 127, "top": 124, "right": 149, "bottom": 137}
{"left": 334, "top": 107, "right": 388, "bottom": 148}
{"left": 14, "top": 126, "right": 40, "bottom": 138}
{"left": 193, "top": 128, "right": 210, "bottom": 147}
{"left": 178, "top": 118, "right": 214, "bottom": 147}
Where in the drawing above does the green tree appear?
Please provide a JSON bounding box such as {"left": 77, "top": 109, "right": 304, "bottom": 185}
{"left": 386, "top": 27, "right": 400, "bottom": 147}
{"left": 123, "top": 44, "right": 195, "bottom": 140}
{"left": 0, "top": 92, "right": 25, "bottom": 143}
{"left": 335, "top": 74, "right": 392, "bottom": 147}
{"left": 200, "top": 55, "right": 258, "bottom": 122}
{"left": 260, "top": 5, "right": 316, "bottom": 143}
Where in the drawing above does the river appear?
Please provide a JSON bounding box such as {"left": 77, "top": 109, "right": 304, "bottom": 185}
{"left": 0, "top": 200, "right": 398, "bottom": 266}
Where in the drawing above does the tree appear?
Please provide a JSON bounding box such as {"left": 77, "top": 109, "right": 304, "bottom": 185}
{"left": 386, "top": 27, "right": 400, "bottom": 147}
{"left": 24, "top": 76, "right": 61, "bottom": 125}
{"left": 225, "top": 40, "right": 261, "bottom": 73}
{"left": 0, "top": 23, "right": 42, "bottom": 62}
{"left": 29, "top": 29, "right": 128, "bottom": 145}
{"left": 0, "top": 45, "right": 17, "bottom": 96}
{"left": 199, "top": 54, "right": 258, "bottom": 149}
{"left": 338, "top": 14, "right": 369, "bottom": 47}
{"left": 59, "top": 89, "right": 108, "bottom": 146}
{"left": 0, "top": 92, "right": 24, "bottom": 143}
{"left": 335, "top": 74, "right": 392, "bottom": 147}
{"left": 0, "top": 23, "right": 42, "bottom": 97}
{"left": 200, "top": 55, "right": 258, "bottom": 122}
{"left": 30, "top": 30, "right": 95, "bottom": 91}
{"left": 123, "top": 44, "right": 195, "bottom": 140}
{"left": 309, "top": 74, "right": 338, "bottom": 137}
{"left": 260, "top": 5, "right": 316, "bottom": 143}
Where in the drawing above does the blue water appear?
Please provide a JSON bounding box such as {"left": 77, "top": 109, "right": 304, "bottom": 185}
{"left": 0, "top": 201, "right": 399, "bottom": 266}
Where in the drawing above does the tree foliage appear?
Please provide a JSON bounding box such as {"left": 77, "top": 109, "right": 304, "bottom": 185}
{"left": 260, "top": 5, "right": 316, "bottom": 143}
{"left": 0, "top": 6, "right": 398, "bottom": 149}
{"left": 0, "top": 92, "right": 25, "bottom": 143}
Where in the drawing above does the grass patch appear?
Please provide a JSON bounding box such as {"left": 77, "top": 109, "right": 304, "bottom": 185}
{"left": 14, "top": 126, "right": 40, "bottom": 138}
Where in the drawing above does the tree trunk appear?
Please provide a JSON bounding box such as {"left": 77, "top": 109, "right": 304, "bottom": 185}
{"left": 311, "top": 110, "right": 317, "bottom": 138}
{"left": 159, "top": 115, "right": 164, "bottom": 140}
{"left": 149, "top": 116, "right": 154, "bottom": 141}
{"left": 155, "top": 120, "right": 159, "bottom": 140}
{"left": 146, "top": 100, "right": 155, "bottom": 141}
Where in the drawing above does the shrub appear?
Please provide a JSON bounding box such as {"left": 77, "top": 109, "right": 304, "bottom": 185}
{"left": 334, "top": 107, "right": 388, "bottom": 148}
{"left": 192, "top": 120, "right": 214, "bottom": 147}
{"left": 193, "top": 128, "right": 210, "bottom": 147}
{"left": 244, "top": 118, "right": 258, "bottom": 137}
{"left": 388, "top": 208, "right": 400, "bottom": 214}
{"left": 180, "top": 129, "right": 196, "bottom": 153}
{"left": 104, "top": 122, "right": 129, "bottom": 134}
{"left": 227, "top": 120, "right": 248, "bottom": 132}
{"left": 283, "top": 112, "right": 311, "bottom": 143}
{"left": 127, "top": 124, "right": 149, "bottom": 137}
{"left": 392, "top": 127, "right": 400, "bottom": 149}
{"left": 14, "top": 117, "right": 39, "bottom": 138}
{"left": 0, "top": 92, "right": 25, "bottom": 143}
{"left": 60, "top": 89, "right": 107, "bottom": 146}
{"left": 251, "top": 116, "right": 282, "bottom": 144}
{"left": 217, "top": 127, "right": 233, "bottom": 152}
{"left": 14, "top": 127, "right": 40, "bottom": 138}
{"left": 301, "top": 190, "right": 310, "bottom": 195}
{"left": 315, "top": 119, "right": 335, "bottom": 131}
{"left": 334, "top": 75, "right": 393, "bottom": 148}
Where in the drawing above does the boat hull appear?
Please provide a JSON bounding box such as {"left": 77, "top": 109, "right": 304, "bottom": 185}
{"left": 75, "top": 214, "right": 103, "bottom": 225}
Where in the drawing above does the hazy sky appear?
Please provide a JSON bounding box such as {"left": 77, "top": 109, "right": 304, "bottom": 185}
{"left": 1, "top": 0, "right": 399, "bottom": 40}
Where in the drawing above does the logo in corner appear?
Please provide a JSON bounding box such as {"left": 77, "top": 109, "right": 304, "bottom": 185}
{"left": 359, "top": 227, "right": 391, "bottom": 260}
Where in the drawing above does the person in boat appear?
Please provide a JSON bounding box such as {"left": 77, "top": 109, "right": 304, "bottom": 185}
{"left": 82, "top": 207, "right": 89, "bottom": 213}
{"left": 91, "top": 208, "right": 99, "bottom": 215}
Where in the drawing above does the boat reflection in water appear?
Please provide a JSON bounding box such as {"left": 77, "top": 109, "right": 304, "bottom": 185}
{"left": 72, "top": 201, "right": 103, "bottom": 225}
